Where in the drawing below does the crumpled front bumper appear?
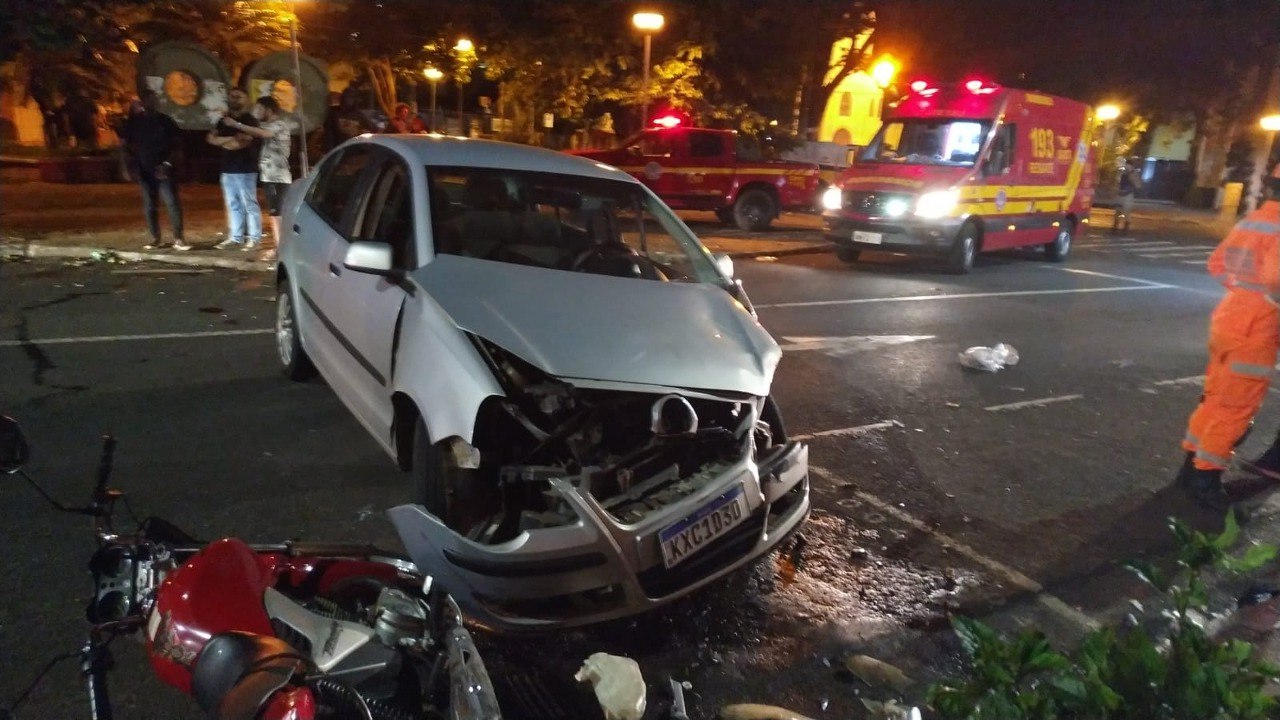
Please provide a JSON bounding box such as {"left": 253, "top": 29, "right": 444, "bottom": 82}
{"left": 387, "top": 441, "right": 809, "bottom": 632}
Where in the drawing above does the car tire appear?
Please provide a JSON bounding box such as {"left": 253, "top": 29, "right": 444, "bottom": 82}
{"left": 946, "top": 223, "right": 978, "bottom": 274}
{"left": 761, "top": 395, "right": 788, "bottom": 445}
{"left": 835, "top": 246, "right": 861, "bottom": 264}
{"left": 276, "top": 279, "right": 315, "bottom": 381}
{"left": 733, "top": 189, "right": 776, "bottom": 232}
{"left": 410, "top": 418, "right": 491, "bottom": 536}
{"left": 1044, "top": 221, "right": 1072, "bottom": 262}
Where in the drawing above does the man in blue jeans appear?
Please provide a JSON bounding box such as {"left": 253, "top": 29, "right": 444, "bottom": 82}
{"left": 119, "top": 92, "right": 188, "bottom": 251}
{"left": 207, "top": 88, "right": 262, "bottom": 250}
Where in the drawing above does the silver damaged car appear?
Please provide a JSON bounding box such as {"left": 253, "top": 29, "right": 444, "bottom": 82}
{"left": 274, "top": 135, "right": 810, "bottom": 630}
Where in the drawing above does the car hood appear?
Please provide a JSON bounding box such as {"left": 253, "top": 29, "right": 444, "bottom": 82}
{"left": 413, "top": 255, "right": 780, "bottom": 396}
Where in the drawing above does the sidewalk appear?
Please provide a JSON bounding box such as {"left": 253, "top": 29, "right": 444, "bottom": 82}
{"left": 1, "top": 181, "right": 831, "bottom": 270}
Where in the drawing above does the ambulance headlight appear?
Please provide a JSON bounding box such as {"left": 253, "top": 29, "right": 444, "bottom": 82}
{"left": 821, "top": 186, "right": 844, "bottom": 211}
{"left": 884, "top": 198, "right": 909, "bottom": 217}
{"left": 914, "top": 190, "right": 958, "bottom": 218}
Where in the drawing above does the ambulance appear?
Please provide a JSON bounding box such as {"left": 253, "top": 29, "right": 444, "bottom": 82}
{"left": 821, "top": 80, "right": 1097, "bottom": 273}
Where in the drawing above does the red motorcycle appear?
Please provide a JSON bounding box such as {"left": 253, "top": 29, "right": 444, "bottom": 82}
{"left": 0, "top": 417, "right": 502, "bottom": 720}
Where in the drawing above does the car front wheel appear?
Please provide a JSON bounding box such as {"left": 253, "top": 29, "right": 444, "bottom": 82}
{"left": 276, "top": 279, "right": 315, "bottom": 381}
{"left": 410, "top": 418, "right": 495, "bottom": 538}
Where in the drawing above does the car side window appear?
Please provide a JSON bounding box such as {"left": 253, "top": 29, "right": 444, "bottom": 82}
{"left": 355, "top": 163, "right": 415, "bottom": 268}
{"left": 639, "top": 133, "right": 676, "bottom": 157}
{"left": 307, "top": 146, "right": 374, "bottom": 230}
{"left": 688, "top": 132, "right": 724, "bottom": 159}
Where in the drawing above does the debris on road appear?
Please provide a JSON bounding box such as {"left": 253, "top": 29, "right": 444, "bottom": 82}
{"left": 720, "top": 704, "right": 816, "bottom": 720}
{"left": 958, "top": 343, "right": 1020, "bottom": 372}
{"left": 669, "top": 677, "right": 690, "bottom": 720}
{"left": 845, "top": 654, "right": 913, "bottom": 692}
{"left": 860, "top": 698, "right": 922, "bottom": 720}
{"left": 945, "top": 402, "right": 961, "bottom": 408}
{"left": 574, "top": 652, "right": 647, "bottom": 720}
{"left": 755, "top": 255, "right": 779, "bottom": 262}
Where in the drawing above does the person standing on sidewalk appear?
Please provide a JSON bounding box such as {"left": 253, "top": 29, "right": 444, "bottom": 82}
{"left": 119, "top": 91, "right": 188, "bottom": 251}
{"left": 207, "top": 89, "right": 263, "bottom": 251}
{"left": 220, "top": 96, "right": 297, "bottom": 262}
{"left": 1177, "top": 163, "right": 1280, "bottom": 511}
{"left": 1112, "top": 157, "right": 1143, "bottom": 235}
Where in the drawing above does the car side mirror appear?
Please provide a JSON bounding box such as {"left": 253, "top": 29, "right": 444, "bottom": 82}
{"left": 0, "top": 416, "right": 30, "bottom": 474}
{"left": 712, "top": 252, "right": 734, "bottom": 278}
{"left": 343, "top": 241, "right": 396, "bottom": 276}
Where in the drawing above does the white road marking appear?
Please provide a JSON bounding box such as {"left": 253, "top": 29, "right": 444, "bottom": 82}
{"left": 810, "top": 464, "right": 1042, "bottom": 593}
{"left": 0, "top": 329, "right": 273, "bottom": 347}
{"left": 1047, "top": 266, "right": 1171, "bottom": 288}
{"left": 780, "top": 335, "right": 935, "bottom": 356}
{"left": 792, "top": 419, "right": 904, "bottom": 442}
{"left": 756, "top": 284, "right": 1170, "bottom": 310}
{"left": 984, "top": 394, "right": 1083, "bottom": 412}
{"left": 1182, "top": 259, "right": 1209, "bottom": 265}
{"left": 1132, "top": 244, "right": 1217, "bottom": 254}
{"left": 1152, "top": 375, "right": 1204, "bottom": 387}
{"left": 1137, "top": 252, "right": 1213, "bottom": 259}
{"left": 1092, "top": 241, "right": 1177, "bottom": 250}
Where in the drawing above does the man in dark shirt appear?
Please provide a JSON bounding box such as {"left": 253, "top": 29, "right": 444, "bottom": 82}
{"left": 119, "top": 91, "right": 187, "bottom": 250}
{"left": 207, "top": 88, "right": 263, "bottom": 250}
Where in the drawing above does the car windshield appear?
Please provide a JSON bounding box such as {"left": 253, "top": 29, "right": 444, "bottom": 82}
{"left": 859, "top": 119, "right": 990, "bottom": 167}
{"left": 427, "top": 167, "right": 722, "bottom": 283}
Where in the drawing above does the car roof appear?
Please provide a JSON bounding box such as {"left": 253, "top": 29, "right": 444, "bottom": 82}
{"left": 345, "top": 134, "right": 635, "bottom": 183}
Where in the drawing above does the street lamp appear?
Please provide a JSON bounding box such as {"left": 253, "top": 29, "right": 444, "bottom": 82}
{"left": 1096, "top": 103, "right": 1122, "bottom": 164}
{"left": 1262, "top": 114, "right": 1280, "bottom": 132}
{"left": 285, "top": 1, "right": 309, "bottom": 177}
{"left": 632, "top": 11, "right": 664, "bottom": 125}
{"left": 453, "top": 38, "right": 475, "bottom": 134}
{"left": 423, "top": 66, "right": 443, "bottom": 131}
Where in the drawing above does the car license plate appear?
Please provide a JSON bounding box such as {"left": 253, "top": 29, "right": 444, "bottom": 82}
{"left": 853, "top": 230, "right": 883, "bottom": 245}
{"left": 659, "top": 486, "right": 750, "bottom": 568}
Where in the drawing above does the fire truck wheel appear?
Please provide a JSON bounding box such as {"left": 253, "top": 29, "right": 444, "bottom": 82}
{"left": 1044, "top": 221, "right": 1072, "bottom": 262}
{"left": 835, "top": 246, "right": 861, "bottom": 264}
{"left": 733, "top": 189, "right": 776, "bottom": 232}
{"left": 946, "top": 223, "right": 979, "bottom": 274}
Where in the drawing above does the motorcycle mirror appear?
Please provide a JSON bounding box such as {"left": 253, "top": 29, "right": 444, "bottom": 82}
{"left": 0, "top": 416, "right": 30, "bottom": 474}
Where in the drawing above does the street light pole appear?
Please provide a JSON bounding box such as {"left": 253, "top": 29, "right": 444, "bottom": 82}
{"left": 290, "top": 12, "right": 309, "bottom": 177}
{"left": 631, "top": 12, "right": 664, "bottom": 127}
{"left": 454, "top": 38, "right": 473, "bottom": 136}
{"left": 424, "top": 67, "right": 443, "bottom": 132}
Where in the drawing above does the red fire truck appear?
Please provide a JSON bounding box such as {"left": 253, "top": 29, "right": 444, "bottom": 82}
{"left": 571, "top": 117, "right": 823, "bottom": 231}
{"left": 822, "top": 80, "right": 1097, "bottom": 273}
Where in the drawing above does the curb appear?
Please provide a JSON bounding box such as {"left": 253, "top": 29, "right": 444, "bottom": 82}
{"left": 725, "top": 244, "right": 830, "bottom": 259}
{"left": 1, "top": 241, "right": 271, "bottom": 272}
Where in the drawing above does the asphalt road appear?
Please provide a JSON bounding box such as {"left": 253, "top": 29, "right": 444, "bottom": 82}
{"left": 1, "top": 214, "right": 1270, "bottom": 719}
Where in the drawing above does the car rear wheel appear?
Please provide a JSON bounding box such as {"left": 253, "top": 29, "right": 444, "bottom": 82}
{"left": 946, "top": 223, "right": 978, "bottom": 274}
{"left": 835, "top": 246, "right": 861, "bottom": 264}
{"left": 276, "top": 279, "right": 315, "bottom": 381}
{"left": 1044, "top": 221, "right": 1072, "bottom": 262}
{"left": 733, "top": 189, "right": 776, "bottom": 232}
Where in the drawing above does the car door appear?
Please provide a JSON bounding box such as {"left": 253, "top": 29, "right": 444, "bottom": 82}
{"left": 314, "top": 148, "right": 418, "bottom": 442}
{"left": 292, "top": 145, "right": 378, "bottom": 378}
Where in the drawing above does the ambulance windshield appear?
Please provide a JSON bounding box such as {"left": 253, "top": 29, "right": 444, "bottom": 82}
{"left": 860, "top": 119, "right": 990, "bottom": 167}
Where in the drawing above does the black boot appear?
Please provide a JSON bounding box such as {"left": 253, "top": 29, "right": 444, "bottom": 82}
{"left": 1174, "top": 451, "right": 1196, "bottom": 489}
{"left": 1184, "top": 467, "right": 1229, "bottom": 513}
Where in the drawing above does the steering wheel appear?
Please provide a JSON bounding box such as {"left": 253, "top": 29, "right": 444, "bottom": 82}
{"left": 570, "top": 242, "right": 641, "bottom": 272}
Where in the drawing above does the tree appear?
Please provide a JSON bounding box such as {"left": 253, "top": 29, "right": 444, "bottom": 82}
{"left": 126, "top": 1, "right": 292, "bottom": 84}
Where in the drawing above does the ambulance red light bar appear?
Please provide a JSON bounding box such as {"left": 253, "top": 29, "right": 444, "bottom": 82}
{"left": 964, "top": 78, "right": 999, "bottom": 95}
{"left": 652, "top": 115, "right": 682, "bottom": 128}
{"left": 909, "top": 79, "right": 938, "bottom": 97}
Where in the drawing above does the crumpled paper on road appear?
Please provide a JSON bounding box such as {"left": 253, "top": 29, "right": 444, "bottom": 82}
{"left": 845, "top": 654, "right": 913, "bottom": 692}
{"left": 574, "top": 652, "right": 646, "bottom": 720}
{"left": 720, "top": 704, "right": 816, "bottom": 720}
{"left": 958, "top": 343, "right": 1020, "bottom": 372}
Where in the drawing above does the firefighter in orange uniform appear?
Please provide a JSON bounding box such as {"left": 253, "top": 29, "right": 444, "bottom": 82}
{"left": 1178, "top": 164, "right": 1280, "bottom": 510}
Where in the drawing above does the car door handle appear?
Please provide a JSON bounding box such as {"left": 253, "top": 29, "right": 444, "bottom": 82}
{"left": 329, "top": 262, "right": 342, "bottom": 276}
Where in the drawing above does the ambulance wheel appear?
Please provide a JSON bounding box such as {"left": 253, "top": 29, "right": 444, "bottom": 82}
{"left": 733, "top": 189, "right": 776, "bottom": 232}
{"left": 946, "top": 223, "right": 978, "bottom": 274}
{"left": 835, "top": 246, "right": 861, "bottom": 264}
{"left": 1044, "top": 221, "right": 1072, "bottom": 262}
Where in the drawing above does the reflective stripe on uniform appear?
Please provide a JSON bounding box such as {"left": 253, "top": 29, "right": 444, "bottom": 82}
{"left": 1195, "top": 448, "right": 1231, "bottom": 468}
{"left": 1230, "top": 362, "right": 1275, "bottom": 378}
{"left": 1185, "top": 431, "right": 1202, "bottom": 449}
{"left": 1238, "top": 220, "right": 1280, "bottom": 235}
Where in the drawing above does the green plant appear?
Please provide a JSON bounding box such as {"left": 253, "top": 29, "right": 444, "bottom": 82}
{"left": 928, "top": 511, "right": 1280, "bottom": 719}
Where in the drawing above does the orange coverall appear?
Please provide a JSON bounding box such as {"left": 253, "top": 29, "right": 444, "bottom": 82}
{"left": 1183, "top": 200, "right": 1280, "bottom": 471}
